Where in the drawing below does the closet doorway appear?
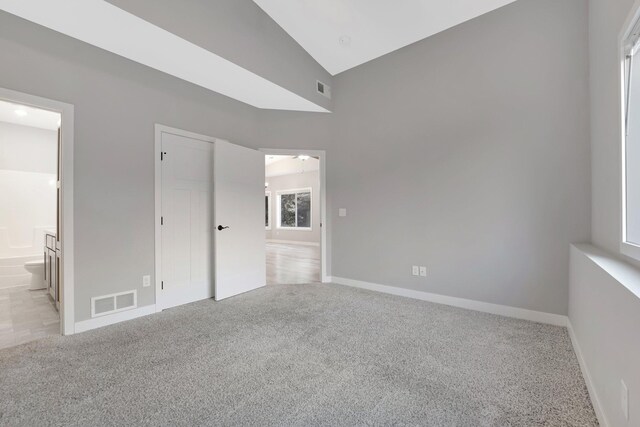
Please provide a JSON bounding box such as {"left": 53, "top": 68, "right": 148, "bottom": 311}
{"left": 154, "top": 125, "right": 267, "bottom": 311}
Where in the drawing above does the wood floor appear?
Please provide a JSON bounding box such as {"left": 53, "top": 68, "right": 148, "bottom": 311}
{"left": 0, "top": 285, "right": 59, "bottom": 350}
{"left": 266, "top": 242, "right": 320, "bottom": 285}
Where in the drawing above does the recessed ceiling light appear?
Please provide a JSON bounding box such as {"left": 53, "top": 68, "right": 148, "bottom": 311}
{"left": 298, "top": 155, "right": 310, "bottom": 161}
{"left": 339, "top": 35, "right": 351, "bottom": 47}
{"left": 14, "top": 109, "right": 27, "bottom": 117}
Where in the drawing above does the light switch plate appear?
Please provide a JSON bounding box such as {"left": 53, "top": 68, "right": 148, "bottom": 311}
{"left": 412, "top": 266, "right": 419, "bottom": 276}
{"left": 143, "top": 275, "right": 151, "bottom": 287}
{"left": 419, "top": 266, "right": 427, "bottom": 277}
{"left": 339, "top": 208, "right": 347, "bottom": 217}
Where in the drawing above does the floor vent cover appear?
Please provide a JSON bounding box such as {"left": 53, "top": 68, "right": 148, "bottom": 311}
{"left": 91, "top": 290, "right": 137, "bottom": 318}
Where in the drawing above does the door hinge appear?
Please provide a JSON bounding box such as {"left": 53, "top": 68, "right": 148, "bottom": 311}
{"left": 161, "top": 281, "right": 164, "bottom": 290}
{"left": 161, "top": 151, "right": 166, "bottom": 161}
{"left": 161, "top": 216, "right": 164, "bottom": 225}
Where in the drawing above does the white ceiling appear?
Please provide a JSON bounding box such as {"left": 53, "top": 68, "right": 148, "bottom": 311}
{"left": 0, "top": 99, "right": 60, "bottom": 130}
{"left": 265, "top": 155, "right": 319, "bottom": 178}
{"left": 252, "top": 0, "right": 518, "bottom": 75}
{"left": 265, "top": 155, "right": 294, "bottom": 166}
{"left": 0, "top": 0, "right": 329, "bottom": 112}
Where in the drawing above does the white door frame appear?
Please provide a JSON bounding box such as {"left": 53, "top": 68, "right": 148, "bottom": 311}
{"left": 0, "top": 87, "right": 75, "bottom": 335}
{"left": 260, "top": 148, "right": 329, "bottom": 283}
{"left": 154, "top": 124, "right": 216, "bottom": 312}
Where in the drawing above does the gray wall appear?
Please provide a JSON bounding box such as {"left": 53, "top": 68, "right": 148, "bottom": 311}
{"left": 329, "top": 0, "right": 591, "bottom": 315}
{"left": 0, "top": 0, "right": 593, "bottom": 322}
{"left": 105, "top": 0, "right": 332, "bottom": 112}
{"left": 266, "top": 171, "right": 320, "bottom": 244}
{"left": 0, "top": 11, "right": 316, "bottom": 321}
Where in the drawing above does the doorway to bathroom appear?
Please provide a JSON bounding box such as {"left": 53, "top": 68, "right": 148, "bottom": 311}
{"left": 0, "top": 88, "right": 74, "bottom": 348}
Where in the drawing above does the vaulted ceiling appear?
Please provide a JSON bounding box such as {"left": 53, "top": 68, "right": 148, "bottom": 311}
{"left": 0, "top": 0, "right": 520, "bottom": 110}
{"left": 0, "top": 0, "right": 329, "bottom": 112}
{"left": 252, "top": 0, "right": 519, "bottom": 75}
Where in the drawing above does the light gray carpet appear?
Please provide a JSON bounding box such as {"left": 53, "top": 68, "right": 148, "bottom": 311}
{"left": 0, "top": 283, "right": 597, "bottom": 426}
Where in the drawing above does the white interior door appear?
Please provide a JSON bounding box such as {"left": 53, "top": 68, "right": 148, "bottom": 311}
{"left": 214, "top": 140, "right": 266, "bottom": 300}
{"left": 160, "top": 131, "right": 213, "bottom": 310}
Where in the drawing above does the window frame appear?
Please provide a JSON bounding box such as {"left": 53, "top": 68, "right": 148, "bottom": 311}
{"left": 265, "top": 191, "right": 271, "bottom": 230}
{"left": 620, "top": 6, "right": 640, "bottom": 262}
{"left": 276, "top": 187, "right": 313, "bottom": 231}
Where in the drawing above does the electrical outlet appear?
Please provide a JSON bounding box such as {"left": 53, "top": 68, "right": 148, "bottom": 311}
{"left": 419, "top": 266, "right": 427, "bottom": 277}
{"left": 142, "top": 275, "right": 151, "bottom": 287}
{"left": 339, "top": 208, "right": 347, "bottom": 217}
{"left": 412, "top": 266, "right": 419, "bottom": 276}
{"left": 621, "top": 380, "right": 629, "bottom": 420}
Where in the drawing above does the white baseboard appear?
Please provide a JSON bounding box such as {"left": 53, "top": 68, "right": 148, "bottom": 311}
{"left": 330, "top": 276, "right": 568, "bottom": 327}
{"left": 567, "top": 320, "right": 609, "bottom": 427}
{"left": 267, "top": 239, "right": 320, "bottom": 247}
{"left": 75, "top": 304, "right": 156, "bottom": 333}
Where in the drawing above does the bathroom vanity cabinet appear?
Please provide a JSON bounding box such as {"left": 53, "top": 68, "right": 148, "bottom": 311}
{"left": 44, "top": 232, "right": 59, "bottom": 310}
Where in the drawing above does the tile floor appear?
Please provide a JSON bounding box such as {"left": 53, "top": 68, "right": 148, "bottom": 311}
{"left": 0, "top": 285, "right": 59, "bottom": 350}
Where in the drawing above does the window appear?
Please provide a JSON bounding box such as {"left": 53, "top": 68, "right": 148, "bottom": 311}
{"left": 622, "top": 16, "right": 640, "bottom": 260}
{"left": 277, "top": 188, "right": 312, "bottom": 230}
{"left": 265, "top": 191, "right": 271, "bottom": 230}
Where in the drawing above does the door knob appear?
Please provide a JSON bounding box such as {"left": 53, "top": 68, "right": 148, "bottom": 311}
{"left": 217, "top": 225, "right": 229, "bottom": 231}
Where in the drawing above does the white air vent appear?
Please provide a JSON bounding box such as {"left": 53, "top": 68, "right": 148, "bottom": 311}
{"left": 91, "top": 290, "right": 137, "bottom": 318}
{"left": 316, "top": 80, "right": 331, "bottom": 99}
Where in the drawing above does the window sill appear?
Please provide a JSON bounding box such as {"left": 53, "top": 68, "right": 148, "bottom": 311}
{"left": 621, "top": 241, "right": 640, "bottom": 262}
{"left": 573, "top": 243, "right": 640, "bottom": 299}
{"left": 277, "top": 227, "right": 312, "bottom": 232}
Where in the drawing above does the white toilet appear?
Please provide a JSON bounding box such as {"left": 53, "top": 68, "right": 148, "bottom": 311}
{"left": 24, "top": 260, "right": 46, "bottom": 290}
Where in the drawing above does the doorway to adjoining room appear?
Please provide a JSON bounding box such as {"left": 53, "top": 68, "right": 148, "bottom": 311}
{"left": 264, "top": 154, "right": 321, "bottom": 285}
{"left": 0, "top": 99, "right": 61, "bottom": 349}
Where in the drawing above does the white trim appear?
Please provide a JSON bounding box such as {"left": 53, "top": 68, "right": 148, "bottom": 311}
{"left": 154, "top": 124, "right": 217, "bottom": 312}
{"left": 265, "top": 191, "right": 272, "bottom": 230}
{"left": 620, "top": 0, "right": 640, "bottom": 50}
{"left": 621, "top": 241, "right": 640, "bottom": 261}
{"left": 619, "top": 0, "right": 640, "bottom": 263}
{"left": 331, "top": 276, "right": 568, "bottom": 326}
{"left": 0, "top": 87, "right": 75, "bottom": 336}
{"left": 75, "top": 304, "right": 156, "bottom": 334}
{"left": 267, "top": 239, "right": 320, "bottom": 247}
{"left": 275, "top": 187, "right": 313, "bottom": 231}
{"left": 261, "top": 148, "right": 329, "bottom": 283}
{"left": 567, "top": 321, "right": 610, "bottom": 427}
